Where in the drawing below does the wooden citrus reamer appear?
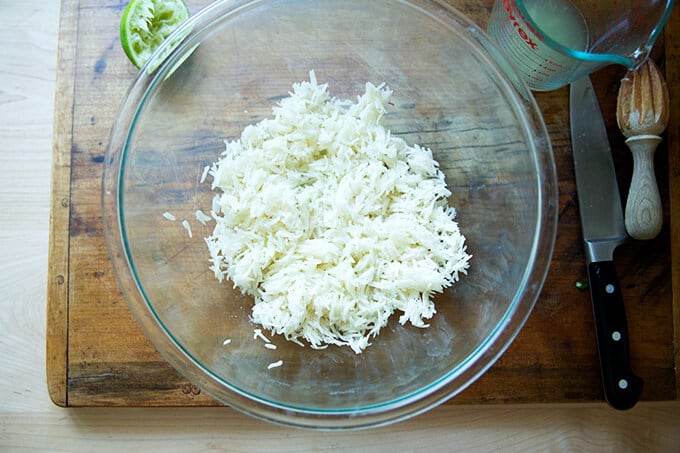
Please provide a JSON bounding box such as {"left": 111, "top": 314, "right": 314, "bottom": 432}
{"left": 616, "top": 58, "right": 670, "bottom": 240}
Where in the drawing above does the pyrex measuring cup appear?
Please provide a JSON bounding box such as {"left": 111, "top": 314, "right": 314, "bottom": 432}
{"left": 487, "top": 0, "right": 675, "bottom": 91}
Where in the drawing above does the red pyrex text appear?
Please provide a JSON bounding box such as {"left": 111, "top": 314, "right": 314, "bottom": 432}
{"left": 503, "top": 0, "right": 540, "bottom": 49}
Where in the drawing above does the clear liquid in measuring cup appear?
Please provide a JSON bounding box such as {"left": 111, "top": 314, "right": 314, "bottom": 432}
{"left": 488, "top": 0, "right": 590, "bottom": 90}
{"left": 523, "top": 0, "right": 589, "bottom": 50}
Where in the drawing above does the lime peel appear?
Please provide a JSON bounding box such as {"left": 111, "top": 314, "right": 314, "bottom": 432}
{"left": 120, "top": 0, "right": 190, "bottom": 69}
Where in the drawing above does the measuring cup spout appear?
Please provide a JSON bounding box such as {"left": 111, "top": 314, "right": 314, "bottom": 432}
{"left": 628, "top": 47, "right": 652, "bottom": 71}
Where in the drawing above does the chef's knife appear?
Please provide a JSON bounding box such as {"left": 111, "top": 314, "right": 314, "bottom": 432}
{"left": 570, "top": 76, "right": 643, "bottom": 410}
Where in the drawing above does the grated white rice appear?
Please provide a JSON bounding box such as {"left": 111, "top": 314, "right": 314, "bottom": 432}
{"left": 182, "top": 220, "right": 192, "bottom": 238}
{"left": 206, "top": 71, "right": 471, "bottom": 354}
{"left": 267, "top": 360, "right": 283, "bottom": 370}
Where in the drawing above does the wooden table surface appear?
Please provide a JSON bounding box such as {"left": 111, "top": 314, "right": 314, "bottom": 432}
{"left": 2, "top": 1, "right": 680, "bottom": 451}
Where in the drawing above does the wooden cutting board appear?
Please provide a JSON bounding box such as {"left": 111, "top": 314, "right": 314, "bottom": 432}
{"left": 47, "top": 0, "right": 680, "bottom": 407}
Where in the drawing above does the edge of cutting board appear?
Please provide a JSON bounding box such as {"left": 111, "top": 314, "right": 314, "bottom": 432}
{"left": 46, "top": 0, "right": 78, "bottom": 408}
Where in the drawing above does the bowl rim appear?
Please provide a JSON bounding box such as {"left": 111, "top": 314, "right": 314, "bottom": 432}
{"left": 102, "top": 0, "right": 558, "bottom": 430}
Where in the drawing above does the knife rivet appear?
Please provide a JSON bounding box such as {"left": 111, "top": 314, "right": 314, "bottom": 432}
{"left": 618, "top": 379, "right": 629, "bottom": 390}
{"left": 605, "top": 284, "right": 615, "bottom": 294}
{"left": 612, "top": 331, "right": 622, "bottom": 341}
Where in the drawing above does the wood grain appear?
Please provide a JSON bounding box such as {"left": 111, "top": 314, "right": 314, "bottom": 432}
{"left": 3, "top": 404, "right": 680, "bottom": 451}
{"left": 0, "top": 0, "right": 59, "bottom": 417}
{"left": 664, "top": 2, "right": 680, "bottom": 399}
{"left": 46, "top": 0, "right": 678, "bottom": 408}
{"left": 46, "top": 0, "right": 78, "bottom": 408}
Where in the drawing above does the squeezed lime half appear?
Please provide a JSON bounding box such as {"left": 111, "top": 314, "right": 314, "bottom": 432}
{"left": 120, "top": 0, "right": 190, "bottom": 69}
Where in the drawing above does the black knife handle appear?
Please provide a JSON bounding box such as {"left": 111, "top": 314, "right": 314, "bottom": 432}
{"left": 587, "top": 260, "right": 643, "bottom": 410}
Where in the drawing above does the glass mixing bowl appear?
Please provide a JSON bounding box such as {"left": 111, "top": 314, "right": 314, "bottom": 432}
{"left": 103, "top": 0, "right": 558, "bottom": 429}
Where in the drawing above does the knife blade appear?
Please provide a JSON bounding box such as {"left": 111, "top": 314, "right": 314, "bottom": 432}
{"left": 570, "top": 76, "right": 643, "bottom": 410}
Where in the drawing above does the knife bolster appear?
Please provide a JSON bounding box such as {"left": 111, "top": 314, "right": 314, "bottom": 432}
{"left": 583, "top": 238, "right": 626, "bottom": 265}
